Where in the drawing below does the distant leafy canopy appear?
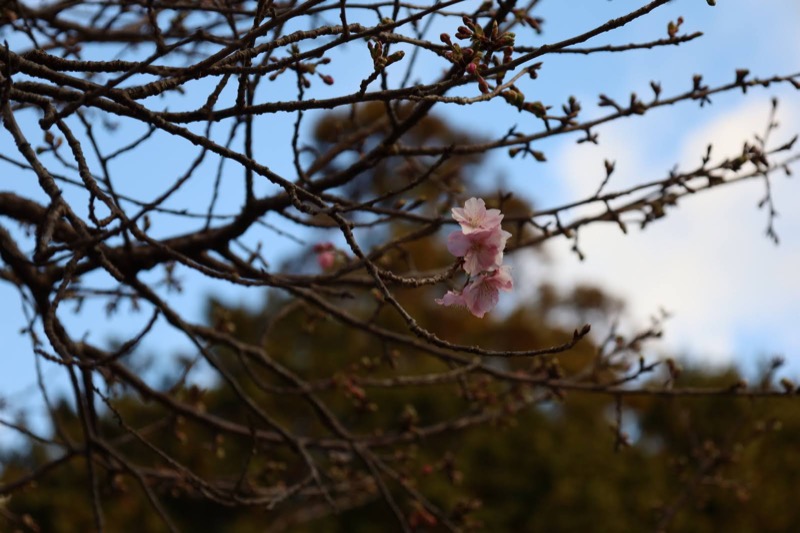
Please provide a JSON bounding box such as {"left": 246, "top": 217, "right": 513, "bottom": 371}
{"left": 0, "top": 1, "right": 799, "bottom": 532}
{"left": 4, "top": 280, "right": 800, "bottom": 533}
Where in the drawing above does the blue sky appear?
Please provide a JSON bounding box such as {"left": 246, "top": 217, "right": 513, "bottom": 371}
{"left": 1, "top": 0, "right": 799, "bottom": 445}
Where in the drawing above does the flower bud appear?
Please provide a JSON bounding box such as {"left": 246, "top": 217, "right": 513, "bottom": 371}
{"left": 386, "top": 50, "right": 405, "bottom": 66}
{"left": 317, "top": 251, "right": 335, "bottom": 270}
{"left": 455, "top": 26, "right": 472, "bottom": 39}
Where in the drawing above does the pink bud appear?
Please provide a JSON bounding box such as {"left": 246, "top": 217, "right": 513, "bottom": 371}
{"left": 317, "top": 250, "right": 335, "bottom": 270}
{"left": 313, "top": 242, "right": 334, "bottom": 253}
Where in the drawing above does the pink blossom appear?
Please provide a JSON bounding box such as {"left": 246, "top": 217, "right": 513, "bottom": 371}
{"left": 446, "top": 226, "right": 510, "bottom": 275}
{"left": 435, "top": 266, "right": 513, "bottom": 318}
{"left": 437, "top": 197, "right": 513, "bottom": 318}
{"left": 462, "top": 266, "right": 514, "bottom": 318}
{"left": 434, "top": 290, "right": 466, "bottom": 308}
{"left": 451, "top": 197, "right": 504, "bottom": 234}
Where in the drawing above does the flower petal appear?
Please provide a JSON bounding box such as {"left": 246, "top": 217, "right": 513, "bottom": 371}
{"left": 452, "top": 197, "right": 505, "bottom": 234}
{"left": 489, "top": 265, "right": 514, "bottom": 291}
{"left": 435, "top": 290, "right": 465, "bottom": 307}
{"left": 463, "top": 277, "right": 500, "bottom": 318}
{"left": 446, "top": 230, "right": 471, "bottom": 257}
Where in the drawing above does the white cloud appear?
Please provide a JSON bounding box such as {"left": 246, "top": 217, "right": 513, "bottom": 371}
{"left": 524, "top": 99, "right": 800, "bottom": 369}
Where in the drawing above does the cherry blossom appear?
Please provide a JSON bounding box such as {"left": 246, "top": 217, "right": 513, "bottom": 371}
{"left": 446, "top": 226, "right": 510, "bottom": 275}
{"left": 437, "top": 197, "right": 514, "bottom": 318}
{"left": 451, "top": 197, "right": 504, "bottom": 234}
{"left": 434, "top": 290, "right": 466, "bottom": 308}
{"left": 462, "top": 266, "right": 514, "bottom": 318}
{"left": 435, "top": 266, "right": 514, "bottom": 318}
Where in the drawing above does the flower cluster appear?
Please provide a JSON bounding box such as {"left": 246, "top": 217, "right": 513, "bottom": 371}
{"left": 436, "top": 198, "right": 513, "bottom": 318}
